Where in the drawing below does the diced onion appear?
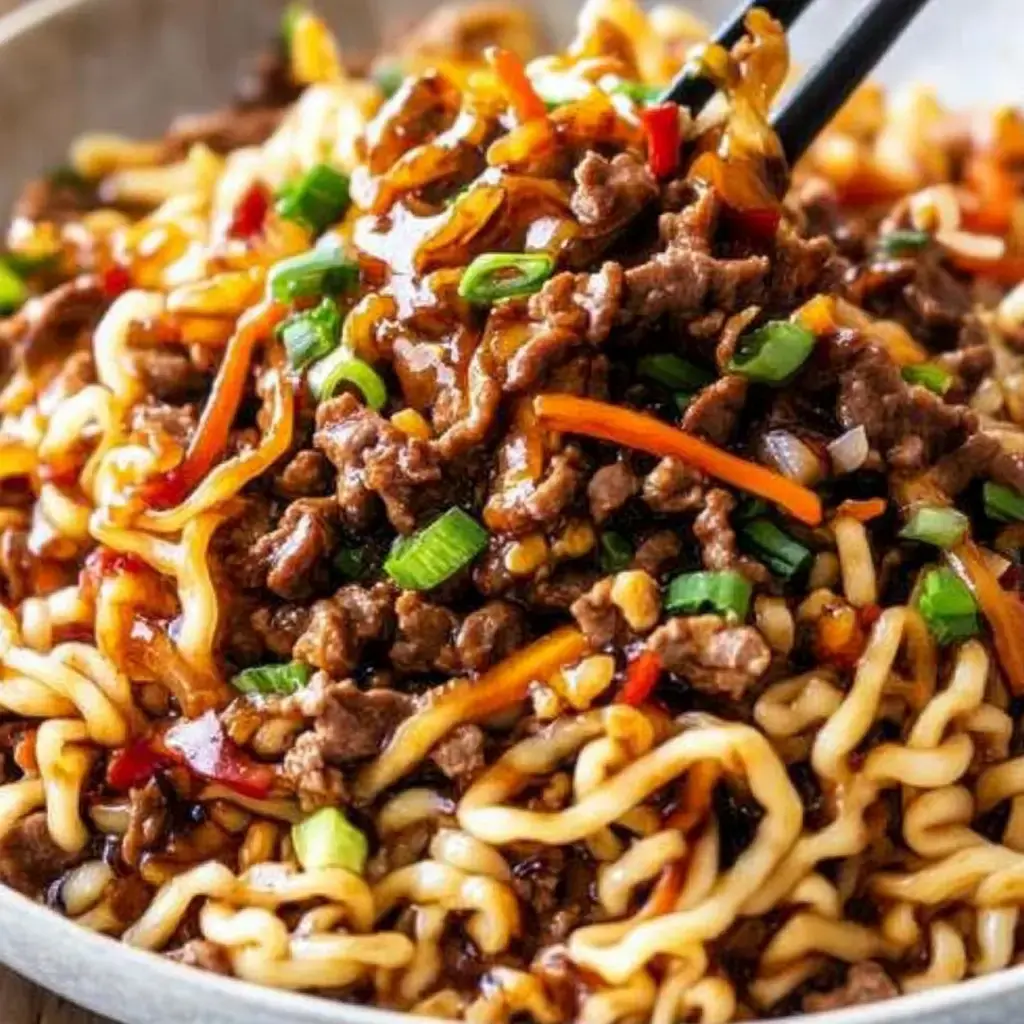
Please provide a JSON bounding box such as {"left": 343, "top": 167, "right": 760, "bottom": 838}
{"left": 827, "top": 426, "right": 869, "bottom": 475}
{"left": 761, "top": 430, "right": 825, "bottom": 487}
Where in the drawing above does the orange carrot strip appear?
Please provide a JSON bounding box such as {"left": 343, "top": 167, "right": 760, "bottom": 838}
{"left": 836, "top": 497, "right": 887, "bottom": 523}
{"left": 533, "top": 394, "right": 823, "bottom": 526}
{"left": 962, "top": 153, "right": 1017, "bottom": 236}
{"left": 638, "top": 859, "right": 686, "bottom": 918}
{"left": 948, "top": 252, "right": 1024, "bottom": 285}
{"left": 665, "top": 761, "right": 721, "bottom": 835}
{"left": 949, "top": 540, "right": 1024, "bottom": 694}
{"left": 487, "top": 47, "right": 547, "bottom": 123}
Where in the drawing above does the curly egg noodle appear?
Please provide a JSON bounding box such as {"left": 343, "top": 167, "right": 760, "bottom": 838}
{"left": 4, "top": 0, "right": 1024, "bottom": 1019}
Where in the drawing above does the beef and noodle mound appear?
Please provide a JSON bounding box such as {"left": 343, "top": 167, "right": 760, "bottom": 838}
{"left": 5, "top": 0, "right": 1024, "bottom": 1018}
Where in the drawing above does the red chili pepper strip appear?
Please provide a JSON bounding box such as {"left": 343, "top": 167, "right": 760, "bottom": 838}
{"left": 141, "top": 300, "right": 286, "bottom": 509}
{"left": 164, "top": 710, "right": 275, "bottom": 799}
{"left": 487, "top": 47, "right": 547, "bottom": 123}
{"left": 228, "top": 182, "right": 271, "bottom": 240}
{"left": 107, "top": 738, "right": 172, "bottom": 791}
{"left": 619, "top": 651, "right": 663, "bottom": 706}
{"left": 641, "top": 103, "right": 681, "bottom": 179}
{"left": 101, "top": 265, "right": 133, "bottom": 299}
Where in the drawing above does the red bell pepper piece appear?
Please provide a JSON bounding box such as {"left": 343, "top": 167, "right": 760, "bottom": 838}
{"left": 228, "top": 182, "right": 271, "bottom": 240}
{"left": 101, "top": 264, "right": 133, "bottom": 299}
{"left": 641, "top": 103, "right": 681, "bottom": 179}
{"left": 619, "top": 651, "right": 663, "bottom": 706}
{"left": 107, "top": 738, "right": 171, "bottom": 791}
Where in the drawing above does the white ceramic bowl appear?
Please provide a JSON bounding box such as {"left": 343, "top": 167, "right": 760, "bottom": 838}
{"left": 1, "top": 1, "right": 1023, "bottom": 1022}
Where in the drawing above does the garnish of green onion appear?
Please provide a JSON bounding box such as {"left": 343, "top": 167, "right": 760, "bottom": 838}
{"left": 232, "top": 660, "right": 310, "bottom": 696}
{"left": 292, "top": 807, "right": 368, "bottom": 874}
{"left": 458, "top": 253, "right": 554, "bottom": 305}
{"left": 281, "top": 2, "right": 306, "bottom": 45}
{"left": 600, "top": 531, "right": 633, "bottom": 574}
{"left": 899, "top": 506, "right": 969, "bottom": 549}
{"left": 610, "top": 81, "right": 665, "bottom": 105}
{"left": 638, "top": 353, "right": 714, "bottom": 391}
{"left": 279, "top": 296, "right": 341, "bottom": 370}
{"left": 728, "top": 321, "right": 816, "bottom": 385}
{"left": 738, "top": 518, "right": 812, "bottom": 580}
{"left": 0, "top": 260, "right": 28, "bottom": 313}
{"left": 384, "top": 508, "right": 488, "bottom": 590}
{"left": 917, "top": 567, "right": 980, "bottom": 645}
{"left": 268, "top": 248, "right": 359, "bottom": 303}
{"left": 664, "top": 570, "right": 752, "bottom": 620}
{"left": 276, "top": 163, "right": 351, "bottom": 234}
{"left": 372, "top": 63, "right": 406, "bottom": 99}
{"left": 983, "top": 481, "right": 1024, "bottom": 523}
{"left": 673, "top": 392, "right": 693, "bottom": 414}
{"left": 877, "top": 228, "right": 930, "bottom": 257}
{"left": 901, "top": 363, "right": 952, "bottom": 396}
{"left": 308, "top": 347, "right": 388, "bottom": 409}
{"left": 334, "top": 545, "right": 367, "bottom": 580}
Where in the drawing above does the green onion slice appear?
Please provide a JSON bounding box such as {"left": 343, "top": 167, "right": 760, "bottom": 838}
{"left": 279, "top": 296, "right": 341, "bottom": 370}
{"left": 877, "top": 229, "right": 930, "bottom": 257}
{"left": 232, "top": 660, "right": 311, "bottom": 696}
{"left": 292, "top": 807, "right": 368, "bottom": 874}
{"left": 384, "top": 508, "right": 488, "bottom": 590}
{"left": 282, "top": 3, "right": 306, "bottom": 45}
{"left": 899, "top": 506, "right": 969, "bottom": 549}
{"left": 728, "top": 321, "right": 816, "bottom": 384}
{"left": 600, "top": 531, "right": 633, "bottom": 574}
{"left": 638, "top": 353, "right": 714, "bottom": 391}
{"left": 268, "top": 248, "right": 359, "bottom": 303}
{"left": 276, "top": 163, "right": 351, "bottom": 234}
{"left": 984, "top": 482, "right": 1024, "bottom": 523}
{"left": 901, "top": 363, "right": 952, "bottom": 396}
{"left": 664, "top": 570, "right": 752, "bottom": 620}
{"left": 738, "top": 518, "right": 812, "bottom": 580}
{"left": 308, "top": 347, "right": 388, "bottom": 410}
{"left": 458, "top": 253, "right": 554, "bottom": 304}
{"left": 372, "top": 64, "right": 406, "bottom": 99}
{"left": 917, "top": 567, "right": 980, "bottom": 645}
{"left": 0, "top": 260, "right": 28, "bottom": 314}
{"left": 610, "top": 80, "right": 665, "bottom": 105}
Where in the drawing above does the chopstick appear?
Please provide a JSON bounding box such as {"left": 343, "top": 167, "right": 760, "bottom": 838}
{"left": 658, "top": 0, "right": 817, "bottom": 113}
{"left": 772, "top": 0, "right": 932, "bottom": 163}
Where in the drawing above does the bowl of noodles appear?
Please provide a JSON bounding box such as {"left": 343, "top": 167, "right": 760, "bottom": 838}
{"left": 4, "top": 1, "right": 1024, "bottom": 1023}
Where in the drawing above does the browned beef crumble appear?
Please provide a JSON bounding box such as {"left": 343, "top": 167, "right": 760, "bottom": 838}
{"left": 802, "top": 962, "right": 899, "bottom": 1012}
{"left": 587, "top": 461, "right": 639, "bottom": 523}
{"left": 249, "top": 497, "right": 340, "bottom": 600}
{"left": 0, "top": 812, "right": 79, "bottom": 896}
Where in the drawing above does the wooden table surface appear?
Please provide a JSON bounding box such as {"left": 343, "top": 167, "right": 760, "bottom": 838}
{"left": 1, "top": 968, "right": 109, "bottom": 1024}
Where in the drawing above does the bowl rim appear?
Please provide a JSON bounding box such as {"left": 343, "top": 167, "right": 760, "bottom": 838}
{"left": 0, "top": 1, "right": 1023, "bottom": 1022}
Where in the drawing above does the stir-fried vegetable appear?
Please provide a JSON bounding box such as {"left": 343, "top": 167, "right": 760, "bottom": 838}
{"left": 984, "top": 482, "right": 1024, "bottom": 522}
{"left": 641, "top": 103, "right": 681, "bottom": 179}
{"left": 276, "top": 163, "right": 351, "bottom": 234}
{"left": 0, "top": 260, "right": 28, "bottom": 313}
{"left": 232, "top": 661, "right": 311, "bottom": 697}
{"left": 738, "top": 518, "right": 812, "bottom": 579}
{"left": 488, "top": 47, "right": 546, "bottom": 122}
{"left": 292, "top": 808, "right": 368, "bottom": 874}
{"left": 227, "top": 182, "right": 271, "bottom": 240}
{"left": 618, "top": 651, "right": 663, "bottom": 706}
{"left": 268, "top": 248, "right": 359, "bottom": 302}
{"left": 164, "top": 711, "right": 275, "bottom": 798}
{"left": 384, "top": 508, "right": 489, "bottom": 590}
{"left": 459, "top": 253, "right": 555, "bottom": 304}
{"left": 900, "top": 506, "right": 969, "bottom": 549}
{"left": 917, "top": 567, "right": 980, "bottom": 644}
{"left": 600, "top": 532, "right": 633, "bottom": 574}
{"left": 876, "top": 229, "right": 930, "bottom": 256}
{"left": 533, "top": 395, "right": 823, "bottom": 526}
{"left": 902, "top": 363, "right": 952, "bottom": 395}
{"left": 279, "top": 296, "right": 341, "bottom": 370}
{"left": 664, "top": 571, "right": 752, "bottom": 619}
{"left": 728, "top": 321, "right": 816, "bottom": 384}
{"left": 611, "top": 81, "right": 666, "bottom": 105}
{"left": 638, "top": 353, "right": 713, "bottom": 391}
{"left": 308, "top": 347, "right": 388, "bottom": 409}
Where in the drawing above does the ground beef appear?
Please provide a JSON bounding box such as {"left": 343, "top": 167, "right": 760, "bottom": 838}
{"left": 488, "top": 447, "right": 587, "bottom": 535}
{"left": 646, "top": 615, "right": 771, "bottom": 698}
{"left": 315, "top": 393, "right": 443, "bottom": 533}
{"left": 694, "top": 489, "right": 767, "bottom": 582}
{"left": 642, "top": 458, "right": 706, "bottom": 513}
{"left": 587, "top": 461, "right": 638, "bottom": 523}
{"left": 769, "top": 226, "right": 846, "bottom": 309}
{"left": 121, "top": 779, "right": 168, "bottom": 869}
{"left": 680, "top": 375, "right": 748, "bottom": 446}
{"left": 528, "top": 570, "right": 597, "bottom": 612}
{"left": 131, "top": 347, "right": 208, "bottom": 402}
{"left": 389, "top": 592, "right": 460, "bottom": 674}
{"left": 249, "top": 497, "right": 340, "bottom": 600}
{"left": 282, "top": 731, "right": 348, "bottom": 810}
{"left": 130, "top": 400, "right": 199, "bottom": 448}
{"left": 938, "top": 343, "right": 995, "bottom": 393}
{"left": 802, "top": 962, "right": 899, "bottom": 1013}
{"left": 0, "top": 812, "right": 78, "bottom": 896}
{"left": 926, "top": 432, "right": 1024, "bottom": 498}
{"left": 166, "top": 939, "right": 233, "bottom": 976}
{"left": 571, "top": 577, "right": 625, "bottom": 648}
{"left": 632, "top": 530, "right": 682, "bottom": 577}
{"left": 162, "top": 105, "right": 285, "bottom": 158}
{"left": 570, "top": 152, "right": 658, "bottom": 233}
{"left": 250, "top": 604, "right": 311, "bottom": 658}
{"left": 455, "top": 601, "right": 526, "bottom": 673}
{"left": 293, "top": 583, "right": 396, "bottom": 678}
{"left": 274, "top": 449, "right": 332, "bottom": 499}
{"left": 430, "top": 724, "right": 486, "bottom": 783}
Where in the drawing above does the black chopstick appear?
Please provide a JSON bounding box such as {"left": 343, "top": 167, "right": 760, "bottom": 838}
{"left": 658, "top": 0, "right": 817, "bottom": 113}
{"left": 772, "top": 0, "right": 931, "bottom": 163}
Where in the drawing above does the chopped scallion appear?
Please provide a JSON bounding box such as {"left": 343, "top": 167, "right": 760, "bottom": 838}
{"left": 877, "top": 229, "right": 930, "bottom": 257}
{"left": 610, "top": 81, "right": 665, "bottom": 105}
{"left": 728, "top": 321, "right": 816, "bottom": 384}
{"left": 268, "top": 248, "right": 359, "bottom": 303}
{"left": 458, "top": 252, "right": 554, "bottom": 304}
{"left": 917, "top": 567, "right": 980, "bottom": 645}
{"left": 373, "top": 63, "right": 406, "bottom": 99}
{"left": 984, "top": 482, "right": 1024, "bottom": 523}
{"left": 738, "top": 518, "right": 812, "bottom": 580}
{"left": 899, "top": 506, "right": 969, "bottom": 549}
{"left": 664, "top": 570, "right": 752, "bottom": 620}
{"left": 0, "top": 260, "right": 28, "bottom": 313}
{"left": 901, "top": 363, "right": 952, "bottom": 396}
{"left": 292, "top": 807, "right": 368, "bottom": 874}
{"left": 281, "top": 3, "right": 305, "bottom": 45}
{"left": 278, "top": 296, "right": 341, "bottom": 370}
{"left": 384, "top": 508, "right": 488, "bottom": 590}
{"left": 232, "top": 660, "right": 310, "bottom": 696}
{"left": 600, "top": 531, "right": 633, "bottom": 574}
{"left": 308, "top": 347, "right": 388, "bottom": 409}
{"left": 637, "top": 353, "right": 713, "bottom": 391}
{"left": 276, "top": 163, "right": 351, "bottom": 234}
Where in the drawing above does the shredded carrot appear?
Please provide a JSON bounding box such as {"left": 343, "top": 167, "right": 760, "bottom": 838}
{"left": 836, "top": 498, "right": 887, "bottom": 523}
{"left": 665, "top": 761, "right": 721, "bottom": 835}
{"left": 487, "top": 47, "right": 547, "bottom": 123}
{"left": 142, "top": 300, "right": 286, "bottom": 508}
{"left": 638, "top": 859, "right": 686, "bottom": 918}
{"left": 619, "top": 650, "right": 663, "bottom": 706}
{"left": 962, "top": 153, "right": 1017, "bottom": 236}
{"left": 533, "top": 394, "right": 823, "bottom": 527}
{"left": 948, "top": 252, "right": 1024, "bottom": 285}
{"left": 949, "top": 540, "right": 1024, "bottom": 694}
